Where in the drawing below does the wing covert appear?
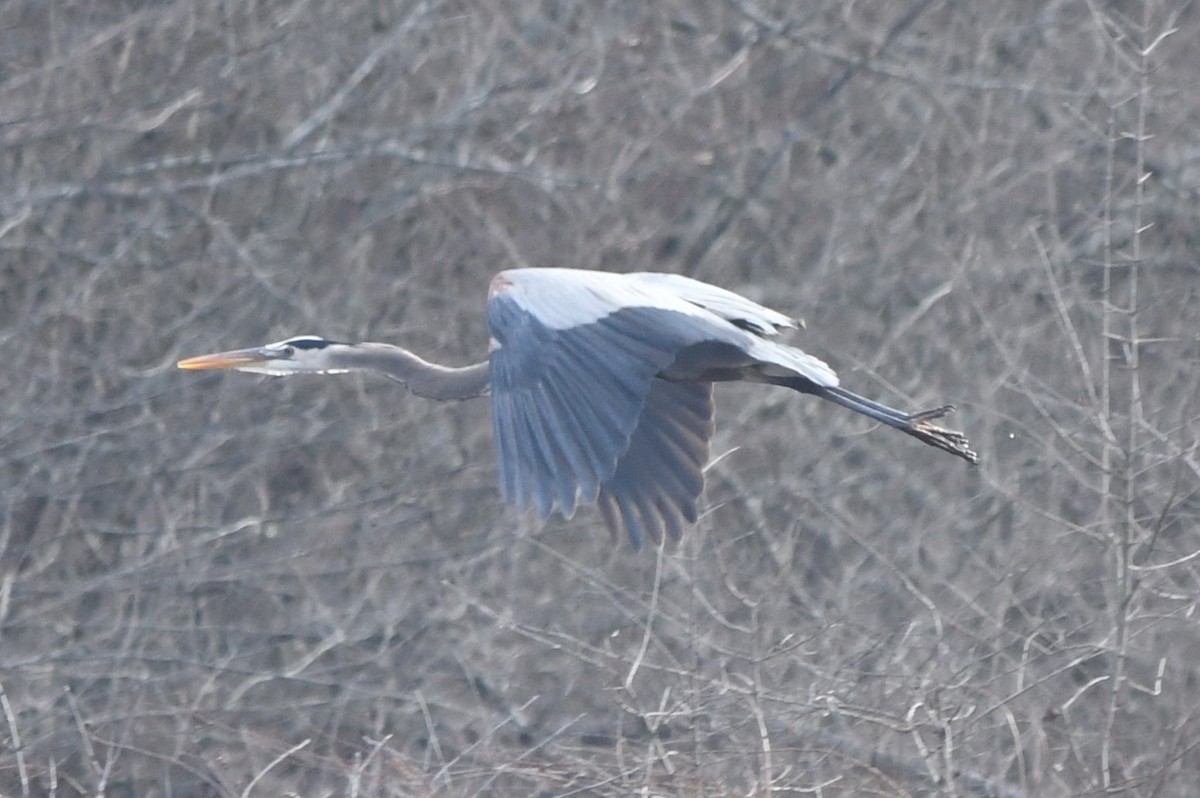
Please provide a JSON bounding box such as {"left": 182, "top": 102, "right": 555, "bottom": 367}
{"left": 627, "top": 272, "right": 799, "bottom": 336}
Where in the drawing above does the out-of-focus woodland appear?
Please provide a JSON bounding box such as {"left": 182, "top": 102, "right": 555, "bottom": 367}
{"left": 2, "top": 1, "right": 1198, "bottom": 795}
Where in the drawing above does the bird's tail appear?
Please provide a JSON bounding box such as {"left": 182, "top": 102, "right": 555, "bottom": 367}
{"left": 782, "top": 379, "right": 979, "bottom": 463}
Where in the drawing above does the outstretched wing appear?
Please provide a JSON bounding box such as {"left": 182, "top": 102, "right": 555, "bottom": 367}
{"left": 487, "top": 270, "right": 720, "bottom": 540}
{"left": 488, "top": 297, "right": 675, "bottom": 519}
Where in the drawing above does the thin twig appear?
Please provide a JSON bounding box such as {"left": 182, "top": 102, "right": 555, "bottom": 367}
{"left": 624, "top": 542, "right": 666, "bottom": 690}
{"left": 240, "top": 738, "right": 311, "bottom": 798}
{"left": 282, "top": 2, "right": 434, "bottom": 149}
{"left": 0, "top": 681, "right": 28, "bottom": 798}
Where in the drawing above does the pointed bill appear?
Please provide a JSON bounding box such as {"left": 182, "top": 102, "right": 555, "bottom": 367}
{"left": 177, "top": 347, "right": 273, "bottom": 371}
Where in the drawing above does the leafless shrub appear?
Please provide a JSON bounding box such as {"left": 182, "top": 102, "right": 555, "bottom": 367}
{"left": 1, "top": 0, "right": 1197, "bottom": 795}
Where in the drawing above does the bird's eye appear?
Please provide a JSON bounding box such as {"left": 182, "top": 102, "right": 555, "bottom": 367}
{"left": 281, "top": 346, "right": 295, "bottom": 357}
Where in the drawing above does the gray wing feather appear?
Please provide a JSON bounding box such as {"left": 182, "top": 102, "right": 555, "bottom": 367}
{"left": 628, "top": 272, "right": 798, "bottom": 335}
{"left": 490, "top": 389, "right": 521, "bottom": 503}
{"left": 488, "top": 298, "right": 685, "bottom": 522}
{"left": 530, "top": 380, "right": 593, "bottom": 517}
{"left": 597, "top": 381, "right": 714, "bottom": 547}
{"left": 520, "top": 385, "right": 569, "bottom": 517}
{"left": 489, "top": 292, "right": 721, "bottom": 544}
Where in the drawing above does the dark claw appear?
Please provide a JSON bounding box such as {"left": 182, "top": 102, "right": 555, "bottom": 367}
{"left": 908, "top": 404, "right": 955, "bottom": 422}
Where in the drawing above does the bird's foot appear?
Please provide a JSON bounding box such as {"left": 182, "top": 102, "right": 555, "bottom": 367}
{"left": 911, "top": 420, "right": 980, "bottom": 464}
{"left": 903, "top": 406, "right": 980, "bottom": 464}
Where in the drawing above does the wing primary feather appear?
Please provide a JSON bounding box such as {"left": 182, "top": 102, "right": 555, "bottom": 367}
{"left": 597, "top": 381, "right": 713, "bottom": 543}
{"left": 509, "top": 397, "right": 541, "bottom": 512}
{"left": 517, "top": 389, "right": 566, "bottom": 518}
{"left": 653, "top": 494, "right": 685, "bottom": 542}
{"left": 604, "top": 442, "right": 694, "bottom": 536}
{"left": 547, "top": 354, "right": 632, "bottom": 474}
{"left": 535, "top": 374, "right": 605, "bottom": 507}
{"left": 626, "top": 392, "right": 710, "bottom": 492}
{"left": 616, "top": 492, "right": 646, "bottom": 550}
{"left": 631, "top": 490, "right": 665, "bottom": 546}
{"left": 491, "top": 389, "right": 523, "bottom": 507}
{"left": 608, "top": 425, "right": 690, "bottom": 500}
{"left": 597, "top": 492, "right": 623, "bottom": 545}
{"left": 531, "top": 381, "right": 589, "bottom": 517}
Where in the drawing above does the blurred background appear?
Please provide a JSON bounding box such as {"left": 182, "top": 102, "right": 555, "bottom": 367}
{"left": 2, "top": 1, "right": 1198, "bottom": 795}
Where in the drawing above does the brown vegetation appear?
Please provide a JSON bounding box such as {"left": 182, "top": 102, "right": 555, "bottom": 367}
{"left": 2, "top": 1, "right": 1198, "bottom": 795}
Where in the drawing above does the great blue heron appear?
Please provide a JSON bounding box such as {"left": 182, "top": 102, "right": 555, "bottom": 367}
{"left": 178, "top": 268, "right": 978, "bottom": 547}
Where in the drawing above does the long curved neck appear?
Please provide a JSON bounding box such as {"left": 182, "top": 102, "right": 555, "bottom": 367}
{"left": 337, "top": 343, "right": 490, "bottom": 400}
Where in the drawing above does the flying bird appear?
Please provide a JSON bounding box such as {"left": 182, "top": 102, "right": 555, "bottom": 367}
{"left": 178, "top": 268, "right": 978, "bottom": 548}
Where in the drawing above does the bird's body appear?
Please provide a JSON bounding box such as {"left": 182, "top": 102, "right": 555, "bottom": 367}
{"left": 179, "top": 268, "right": 977, "bottom": 547}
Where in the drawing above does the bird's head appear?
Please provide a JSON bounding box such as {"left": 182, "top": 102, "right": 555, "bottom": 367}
{"left": 176, "top": 335, "right": 352, "bottom": 376}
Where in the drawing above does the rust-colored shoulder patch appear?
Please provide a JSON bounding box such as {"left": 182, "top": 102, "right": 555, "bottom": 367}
{"left": 488, "top": 271, "right": 514, "bottom": 299}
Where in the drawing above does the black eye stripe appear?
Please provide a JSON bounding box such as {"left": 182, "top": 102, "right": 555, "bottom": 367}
{"left": 284, "top": 337, "right": 332, "bottom": 350}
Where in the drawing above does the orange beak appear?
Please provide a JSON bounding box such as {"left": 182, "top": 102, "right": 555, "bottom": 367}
{"left": 176, "top": 347, "right": 272, "bottom": 371}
